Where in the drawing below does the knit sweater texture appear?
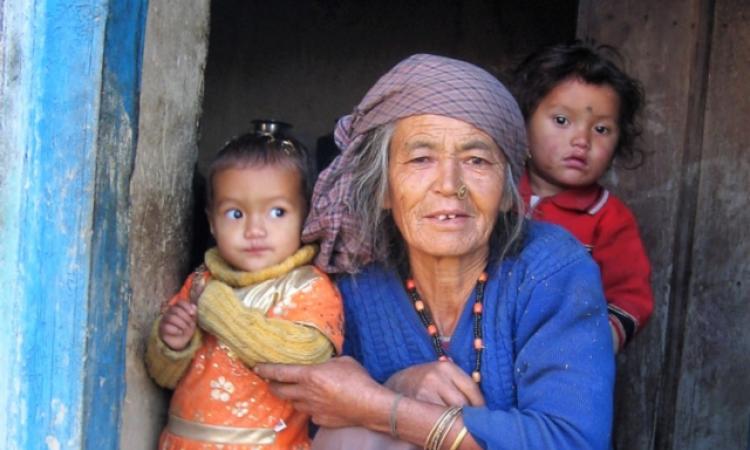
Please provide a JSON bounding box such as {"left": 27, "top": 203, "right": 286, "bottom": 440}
{"left": 339, "top": 222, "right": 614, "bottom": 450}
{"left": 519, "top": 172, "right": 654, "bottom": 350}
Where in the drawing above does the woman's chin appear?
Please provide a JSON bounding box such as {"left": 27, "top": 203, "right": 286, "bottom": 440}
{"left": 408, "top": 238, "right": 488, "bottom": 262}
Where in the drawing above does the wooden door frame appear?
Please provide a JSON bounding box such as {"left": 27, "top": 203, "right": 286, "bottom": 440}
{"left": 0, "top": 0, "right": 146, "bottom": 448}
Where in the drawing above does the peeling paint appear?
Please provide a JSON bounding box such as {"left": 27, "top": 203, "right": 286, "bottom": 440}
{"left": 51, "top": 398, "right": 66, "bottom": 427}
{"left": 44, "top": 436, "right": 60, "bottom": 450}
{"left": 1, "top": 0, "right": 146, "bottom": 449}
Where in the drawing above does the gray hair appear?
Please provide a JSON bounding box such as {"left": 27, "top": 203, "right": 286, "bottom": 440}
{"left": 348, "top": 123, "right": 395, "bottom": 268}
{"left": 347, "top": 122, "right": 527, "bottom": 271}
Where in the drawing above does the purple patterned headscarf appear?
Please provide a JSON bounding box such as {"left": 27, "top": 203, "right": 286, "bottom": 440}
{"left": 303, "top": 53, "right": 527, "bottom": 273}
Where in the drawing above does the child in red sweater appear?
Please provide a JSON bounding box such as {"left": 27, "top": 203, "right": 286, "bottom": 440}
{"left": 512, "top": 41, "right": 654, "bottom": 352}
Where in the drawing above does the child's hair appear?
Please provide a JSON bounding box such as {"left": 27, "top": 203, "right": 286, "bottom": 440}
{"left": 206, "top": 120, "right": 315, "bottom": 210}
{"left": 512, "top": 39, "right": 646, "bottom": 166}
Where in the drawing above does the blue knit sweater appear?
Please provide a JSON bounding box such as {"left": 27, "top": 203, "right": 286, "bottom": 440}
{"left": 338, "top": 222, "right": 614, "bottom": 450}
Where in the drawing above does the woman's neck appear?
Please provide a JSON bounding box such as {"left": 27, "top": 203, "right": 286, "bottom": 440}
{"left": 407, "top": 248, "right": 488, "bottom": 336}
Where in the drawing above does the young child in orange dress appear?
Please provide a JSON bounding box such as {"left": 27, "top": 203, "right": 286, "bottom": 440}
{"left": 512, "top": 41, "right": 654, "bottom": 352}
{"left": 146, "top": 121, "right": 344, "bottom": 449}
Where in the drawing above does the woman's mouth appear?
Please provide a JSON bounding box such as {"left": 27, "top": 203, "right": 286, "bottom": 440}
{"left": 426, "top": 210, "right": 470, "bottom": 224}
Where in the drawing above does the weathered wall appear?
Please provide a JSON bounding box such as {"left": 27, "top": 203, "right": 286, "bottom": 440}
{"left": 197, "top": 0, "right": 579, "bottom": 174}
{"left": 122, "top": 0, "right": 210, "bottom": 448}
{"left": 578, "top": 1, "right": 750, "bottom": 449}
{"left": 672, "top": 1, "right": 750, "bottom": 447}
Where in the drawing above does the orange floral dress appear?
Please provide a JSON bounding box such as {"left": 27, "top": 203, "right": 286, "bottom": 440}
{"left": 148, "top": 246, "right": 343, "bottom": 450}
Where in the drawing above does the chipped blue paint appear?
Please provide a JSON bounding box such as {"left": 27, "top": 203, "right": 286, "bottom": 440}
{"left": 0, "top": 2, "right": 32, "bottom": 448}
{"left": 82, "top": 1, "right": 146, "bottom": 448}
{"left": 0, "top": 0, "right": 146, "bottom": 449}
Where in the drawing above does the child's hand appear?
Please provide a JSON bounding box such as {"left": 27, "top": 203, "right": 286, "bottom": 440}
{"left": 189, "top": 269, "right": 208, "bottom": 306}
{"left": 159, "top": 302, "right": 198, "bottom": 351}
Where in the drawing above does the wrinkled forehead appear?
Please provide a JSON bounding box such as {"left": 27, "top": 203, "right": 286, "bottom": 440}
{"left": 390, "top": 114, "right": 504, "bottom": 155}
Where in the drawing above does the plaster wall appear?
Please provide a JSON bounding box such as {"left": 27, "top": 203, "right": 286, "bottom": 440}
{"left": 197, "top": 0, "right": 579, "bottom": 174}
{"left": 122, "top": 1, "right": 210, "bottom": 449}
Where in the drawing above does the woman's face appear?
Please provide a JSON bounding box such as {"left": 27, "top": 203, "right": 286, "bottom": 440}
{"left": 386, "top": 114, "right": 507, "bottom": 263}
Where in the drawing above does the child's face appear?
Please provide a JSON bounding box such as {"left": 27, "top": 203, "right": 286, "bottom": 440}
{"left": 208, "top": 164, "right": 305, "bottom": 272}
{"left": 526, "top": 78, "right": 621, "bottom": 197}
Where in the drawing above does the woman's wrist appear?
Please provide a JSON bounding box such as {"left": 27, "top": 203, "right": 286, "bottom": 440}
{"left": 394, "top": 399, "right": 475, "bottom": 450}
{"left": 358, "top": 385, "right": 402, "bottom": 433}
{"left": 424, "top": 406, "right": 462, "bottom": 450}
{"left": 389, "top": 393, "right": 404, "bottom": 439}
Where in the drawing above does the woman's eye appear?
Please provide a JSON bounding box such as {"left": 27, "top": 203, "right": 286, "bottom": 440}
{"left": 270, "top": 207, "right": 286, "bottom": 218}
{"left": 224, "top": 208, "right": 243, "bottom": 220}
{"left": 554, "top": 115, "right": 568, "bottom": 126}
{"left": 467, "top": 156, "right": 490, "bottom": 166}
{"left": 408, "top": 156, "right": 431, "bottom": 164}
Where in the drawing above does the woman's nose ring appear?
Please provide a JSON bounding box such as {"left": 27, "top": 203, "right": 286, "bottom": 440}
{"left": 457, "top": 183, "right": 468, "bottom": 200}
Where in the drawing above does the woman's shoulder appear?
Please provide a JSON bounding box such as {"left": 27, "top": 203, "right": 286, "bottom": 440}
{"left": 503, "top": 220, "right": 597, "bottom": 280}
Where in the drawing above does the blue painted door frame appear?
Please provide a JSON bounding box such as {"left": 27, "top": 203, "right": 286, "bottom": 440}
{"left": 0, "top": 0, "right": 147, "bottom": 448}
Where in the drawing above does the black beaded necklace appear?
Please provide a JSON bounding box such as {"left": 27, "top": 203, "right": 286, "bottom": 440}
{"left": 405, "top": 272, "right": 487, "bottom": 384}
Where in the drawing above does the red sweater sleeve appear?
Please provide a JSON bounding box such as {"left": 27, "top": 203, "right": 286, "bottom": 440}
{"left": 591, "top": 197, "right": 654, "bottom": 348}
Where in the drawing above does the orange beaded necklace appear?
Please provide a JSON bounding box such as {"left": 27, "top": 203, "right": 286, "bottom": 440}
{"left": 405, "top": 272, "right": 487, "bottom": 384}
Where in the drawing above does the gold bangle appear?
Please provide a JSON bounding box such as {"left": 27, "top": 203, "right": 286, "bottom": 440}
{"left": 389, "top": 393, "right": 403, "bottom": 439}
{"left": 448, "top": 426, "right": 468, "bottom": 450}
{"left": 424, "top": 412, "right": 443, "bottom": 449}
{"left": 434, "top": 412, "right": 461, "bottom": 450}
{"left": 424, "top": 407, "right": 461, "bottom": 450}
{"left": 424, "top": 408, "right": 451, "bottom": 449}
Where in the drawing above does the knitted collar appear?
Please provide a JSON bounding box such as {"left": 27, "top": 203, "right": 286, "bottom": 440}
{"left": 519, "top": 169, "right": 603, "bottom": 213}
{"left": 204, "top": 244, "right": 317, "bottom": 288}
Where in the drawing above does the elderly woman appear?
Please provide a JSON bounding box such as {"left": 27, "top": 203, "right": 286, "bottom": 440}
{"left": 256, "top": 54, "right": 614, "bottom": 450}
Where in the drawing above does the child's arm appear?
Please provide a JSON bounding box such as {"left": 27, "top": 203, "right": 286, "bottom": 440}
{"left": 144, "top": 271, "right": 207, "bottom": 388}
{"left": 197, "top": 270, "right": 343, "bottom": 367}
{"left": 592, "top": 199, "right": 654, "bottom": 352}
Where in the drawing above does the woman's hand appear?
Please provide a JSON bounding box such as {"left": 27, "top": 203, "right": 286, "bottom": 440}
{"left": 385, "top": 361, "right": 485, "bottom": 407}
{"left": 255, "top": 356, "right": 391, "bottom": 428}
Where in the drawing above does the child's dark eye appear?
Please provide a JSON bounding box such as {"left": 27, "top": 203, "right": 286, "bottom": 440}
{"left": 594, "top": 125, "right": 610, "bottom": 135}
{"left": 270, "top": 207, "right": 286, "bottom": 218}
{"left": 224, "top": 208, "right": 243, "bottom": 220}
{"left": 554, "top": 115, "right": 569, "bottom": 126}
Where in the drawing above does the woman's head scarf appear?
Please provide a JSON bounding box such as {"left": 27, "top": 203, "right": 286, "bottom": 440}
{"left": 303, "top": 53, "right": 527, "bottom": 273}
